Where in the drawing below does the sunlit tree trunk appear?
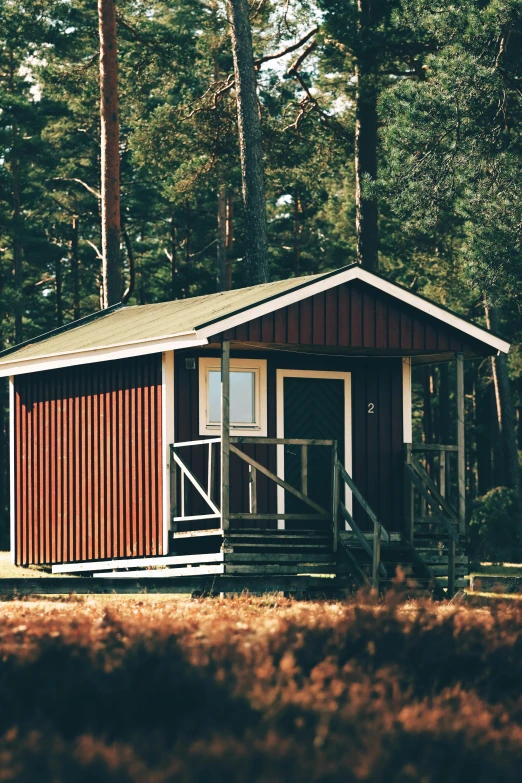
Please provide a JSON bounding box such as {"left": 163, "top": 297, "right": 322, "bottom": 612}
{"left": 217, "top": 177, "right": 228, "bottom": 291}
{"left": 485, "top": 301, "right": 522, "bottom": 543}
{"left": 226, "top": 0, "right": 268, "bottom": 285}
{"left": 98, "top": 0, "right": 122, "bottom": 306}
{"left": 55, "top": 255, "right": 63, "bottom": 327}
{"left": 71, "top": 215, "right": 80, "bottom": 320}
{"left": 354, "top": 0, "right": 379, "bottom": 271}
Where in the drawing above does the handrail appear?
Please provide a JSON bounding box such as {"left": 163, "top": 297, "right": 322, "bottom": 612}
{"left": 337, "top": 461, "right": 389, "bottom": 589}
{"left": 338, "top": 463, "right": 390, "bottom": 544}
{"left": 410, "top": 457, "right": 457, "bottom": 520}
{"left": 411, "top": 443, "right": 458, "bottom": 452}
{"left": 404, "top": 462, "right": 459, "bottom": 543}
{"left": 339, "top": 501, "right": 387, "bottom": 578}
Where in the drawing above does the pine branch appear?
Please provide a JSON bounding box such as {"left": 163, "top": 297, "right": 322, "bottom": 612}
{"left": 255, "top": 26, "right": 318, "bottom": 68}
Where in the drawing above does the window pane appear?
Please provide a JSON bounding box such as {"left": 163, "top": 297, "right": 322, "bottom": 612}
{"left": 207, "top": 369, "right": 256, "bottom": 425}
{"left": 231, "top": 371, "right": 255, "bottom": 423}
{"left": 208, "top": 371, "right": 221, "bottom": 423}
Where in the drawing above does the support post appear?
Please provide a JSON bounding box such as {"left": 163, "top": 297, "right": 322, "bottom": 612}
{"left": 221, "top": 339, "right": 231, "bottom": 531}
{"left": 249, "top": 466, "right": 257, "bottom": 513}
{"left": 331, "top": 442, "right": 339, "bottom": 553}
{"left": 440, "top": 448, "right": 455, "bottom": 596}
{"left": 456, "top": 352, "right": 466, "bottom": 537}
{"left": 372, "top": 519, "right": 381, "bottom": 591}
{"left": 404, "top": 443, "right": 414, "bottom": 545}
{"left": 171, "top": 447, "right": 177, "bottom": 533}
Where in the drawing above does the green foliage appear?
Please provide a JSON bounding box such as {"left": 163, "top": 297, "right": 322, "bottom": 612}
{"left": 470, "top": 486, "right": 520, "bottom": 562}
{"left": 380, "top": 0, "right": 522, "bottom": 305}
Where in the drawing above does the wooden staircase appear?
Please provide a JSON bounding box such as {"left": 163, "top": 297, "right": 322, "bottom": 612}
{"left": 413, "top": 520, "right": 468, "bottom": 590}
{"left": 337, "top": 532, "right": 446, "bottom": 597}
{"left": 222, "top": 529, "right": 336, "bottom": 576}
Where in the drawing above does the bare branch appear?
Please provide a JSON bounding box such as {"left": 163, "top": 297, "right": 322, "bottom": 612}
{"left": 86, "top": 239, "right": 103, "bottom": 260}
{"left": 255, "top": 26, "right": 318, "bottom": 68}
{"left": 287, "top": 39, "right": 317, "bottom": 75}
{"left": 51, "top": 177, "right": 101, "bottom": 200}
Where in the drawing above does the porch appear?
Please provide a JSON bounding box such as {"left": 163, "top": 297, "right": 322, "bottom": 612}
{"left": 52, "top": 346, "right": 467, "bottom": 594}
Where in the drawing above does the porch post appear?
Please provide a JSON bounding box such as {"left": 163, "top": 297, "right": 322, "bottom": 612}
{"left": 402, "top": 359, "right": 414, "bottom": 545}
{"left": 456, "top": 352, "right": 466, "bottom": 537}
{"left": 221, "top": 339, "right": 231, "bottom": 531}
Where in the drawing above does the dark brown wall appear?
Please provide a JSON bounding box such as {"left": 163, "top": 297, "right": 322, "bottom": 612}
{"left": 175, "top": 351, "right": 404, "bottom": 532}
{"left": 14, "top": 355, "right": 163, "bottom": 565}
{"left": 214, "top": 280, "right": 485, "bottom": 354}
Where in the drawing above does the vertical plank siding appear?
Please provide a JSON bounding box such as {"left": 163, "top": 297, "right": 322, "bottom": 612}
{"left": 175, "top": 350, "right": 403, "bottom": 532}
{"left": 14, "top": 355, "right": 162, "bottom": 565}
{"left": 217, "top": 281, "right": 484, "bottom": 354}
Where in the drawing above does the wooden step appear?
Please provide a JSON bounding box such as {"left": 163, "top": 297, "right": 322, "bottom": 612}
{"left": 225, "top": 553, "right": 334, "bottom": 563}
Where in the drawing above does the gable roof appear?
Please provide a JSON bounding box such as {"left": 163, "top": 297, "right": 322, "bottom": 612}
{"left": 0, "top": 264, "right": 509, "bottom": 377}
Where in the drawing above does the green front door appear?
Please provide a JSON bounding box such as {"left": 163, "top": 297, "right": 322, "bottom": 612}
{"left": 283, "top": 376, "right": 345, "bottom": 529}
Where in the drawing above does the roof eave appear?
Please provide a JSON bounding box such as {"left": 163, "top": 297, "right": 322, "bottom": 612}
{"left": 0, "top": 332, "right": 207, "bottom": 378}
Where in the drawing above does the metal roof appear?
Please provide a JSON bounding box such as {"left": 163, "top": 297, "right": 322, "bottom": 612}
{"left": 0, "top": 272, "right": 327, "bottom": 365}
{"left": 0, "top": 264, "right": 510, "bottom": 376}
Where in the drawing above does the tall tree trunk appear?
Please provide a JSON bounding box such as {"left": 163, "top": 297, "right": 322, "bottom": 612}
{"left": 217, "top": 177, "right": 228, "bottom": 291}
{"left": 71, "top": 215, "right": 80, "bottom": 321}
{"left": 355, "top": 0, "right": 379, "bottom": 271}
{"left": 485, "top": 302, "right": 522, "bottom": 537}
{"left": 98, "top": 0, "right": 122, "bottom": 306}
{"left": 475, "top": 368, "right": 495, "bottom": 495}
{"left": 226, "top": 193, "right": 234, "bottom": 289}
{"left": 8, "top": 49, "right": 23, "bottom": 343}
{"left": 439, "top": 363, "right": 451, "bottom": 444}
{"left": 293, "top": 188, "right": 302, "bottom": 275}
{"left": 226, "top": 0, "right": 268, "bottom": 285}
{"left": 11, "top": 145, "right": 23, "bottom": 342}
{"left": 55, "top": 255, "right": 63, "bottom": 328}
{"left": 422, "top": 367, "right": 434, "bottom": 444}
{"left": 170, "top": 215, "right": 178, "bottom": 300}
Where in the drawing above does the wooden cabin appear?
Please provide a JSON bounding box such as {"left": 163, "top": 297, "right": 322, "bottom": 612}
{"left": 0, "top": 265, "right": 510, "bottom": 594}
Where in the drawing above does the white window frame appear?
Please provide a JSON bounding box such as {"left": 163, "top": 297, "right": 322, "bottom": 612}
{"left": 199, "top": 357, "right": 267, "bottom": 437}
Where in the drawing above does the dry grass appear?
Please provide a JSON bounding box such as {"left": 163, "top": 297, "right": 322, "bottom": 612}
{"left": 0, "top": 592, "right": 520, "bottom": 781}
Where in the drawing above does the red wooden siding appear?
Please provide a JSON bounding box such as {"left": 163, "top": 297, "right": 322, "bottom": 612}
{"left": 215, "top": 281, "right": 485, "bottom": 354}
{"left": 175, "top": 351, "right": 404, "bottom": 532}
{"left": 14, "top": 355, "right": 163, "bottom": 565}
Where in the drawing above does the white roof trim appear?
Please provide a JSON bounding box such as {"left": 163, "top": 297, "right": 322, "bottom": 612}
{"left": 0, "top": 333, "right": 208, "bottom": 378}
{"left": 196, "top": 266, "right": 510, "bottom": 354}
{"left": 0, "top": 265, "right": 509, "bottom": 377}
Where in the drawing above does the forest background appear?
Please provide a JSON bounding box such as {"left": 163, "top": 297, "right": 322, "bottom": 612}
{"left": 0, "top": 0, "right": 521, "bottom": 559}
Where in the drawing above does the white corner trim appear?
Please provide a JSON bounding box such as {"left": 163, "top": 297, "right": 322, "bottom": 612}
{"left": 0, "top": 334, "right": 208, "bottom": 378}
{"left": 402, "top": 358, "right": 412, "bottom": 444}
{"left": 196, "top": 266, "right": 510, "bottom": 354}
{"left": 275, "top": 369, "right": 352, "bottom": 530}
{"left": 162, "top": 351, "right": 175, "bottom": 555}
{"left": 9, "top": 377, "right": 15, "bottom": 564}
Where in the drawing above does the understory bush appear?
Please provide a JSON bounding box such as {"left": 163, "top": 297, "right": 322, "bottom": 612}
{"left": 0, "top": 594, "right": 520, "bottom": 781}
{"left": 469, "top": 486, "right": 520, "bottom": 562}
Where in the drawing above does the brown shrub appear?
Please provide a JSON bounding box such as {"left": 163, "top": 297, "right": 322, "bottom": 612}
{"left": 0, "top": 594, "right": 520, "bottom": 781}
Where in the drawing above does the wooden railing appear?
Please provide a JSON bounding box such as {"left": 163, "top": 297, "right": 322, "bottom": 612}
{"left": 170, "top": 440, "right": 221, "bottom": 526}
{"left": 337, "top": 461, "right": 390, "bottom": 590}
{"left": 230, "top": 437, "right": 335, "bottom": 533}
{"left": 404, "top": 443, "right": 459, "bottom": 594}
{"left": 171, "top": 438, "right": 391, "bottom": 591}
{"left": 170, "top": 437, "right": 337, "bottom": 537}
